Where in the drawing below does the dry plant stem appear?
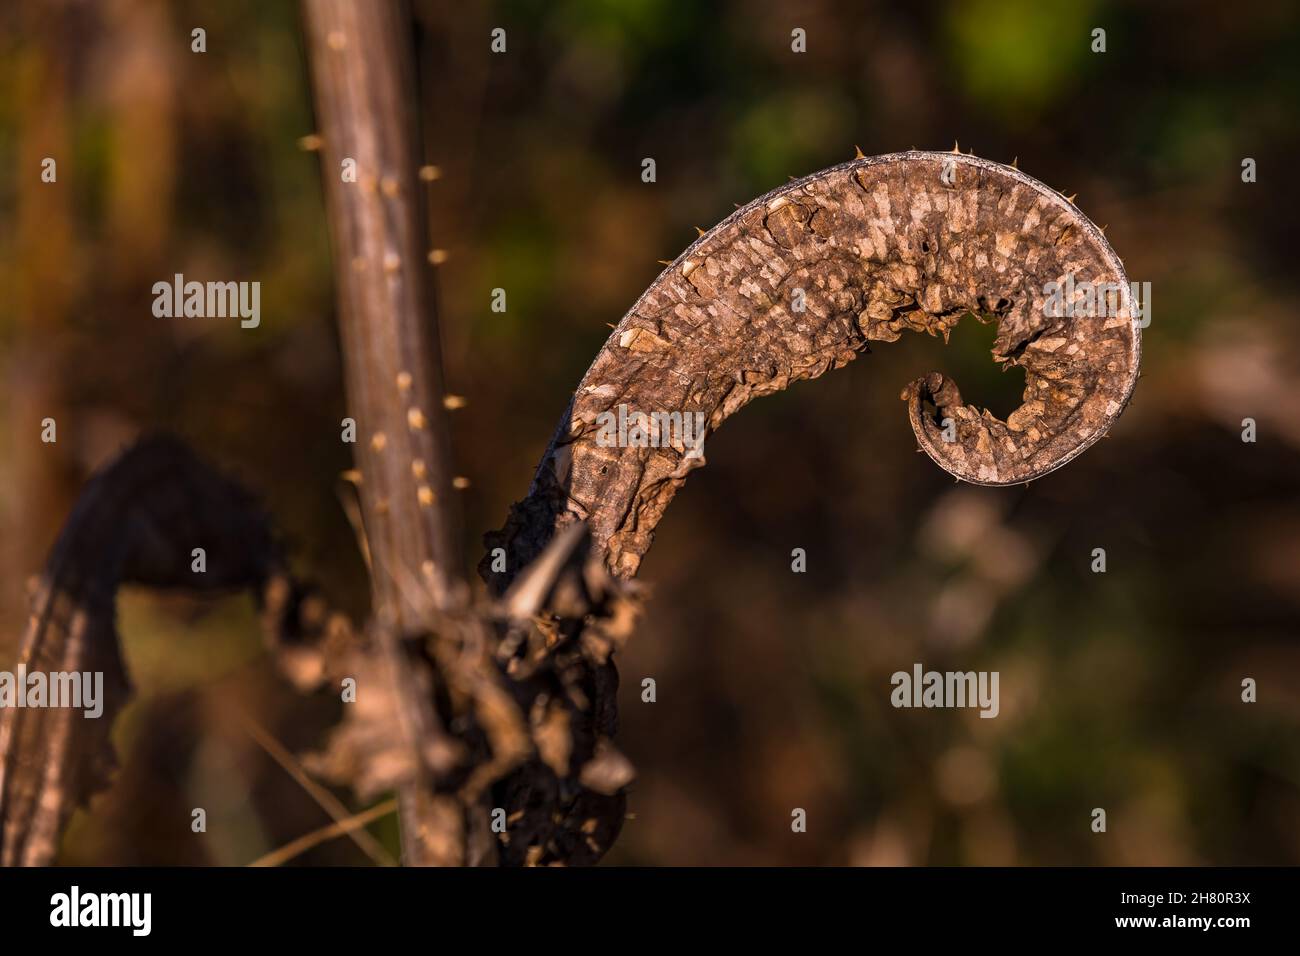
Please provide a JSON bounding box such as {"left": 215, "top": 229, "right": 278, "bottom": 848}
{"left": 488, "top": 151, "right": 1141, "bottom": 584}
{"left": 248, "top": 797, "right": 398, "bottom": 868}
{"left": 241, "top": 714, "right": 395, "bottom": 866}
{"left": 301, "top": 0, "right": 464, "bottom": 619}
{"left": 301, "top": 0, "right": 470, "bottom": 865}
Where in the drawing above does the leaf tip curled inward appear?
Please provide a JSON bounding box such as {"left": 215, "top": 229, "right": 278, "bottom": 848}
{"left": 490, "top": 150, "right": 1141, "bottom": 581}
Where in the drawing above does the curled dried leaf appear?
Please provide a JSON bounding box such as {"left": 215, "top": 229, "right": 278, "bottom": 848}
{"left": 487, "top": 151, "right": 1140, "bottom": 580}
{"left": 0, "top": 436, "right": 291, "bottom": 865}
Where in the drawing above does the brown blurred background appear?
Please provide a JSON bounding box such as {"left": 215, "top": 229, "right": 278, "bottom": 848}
{"left": 1, "top": 0, "right": 1298, "bottom": 865}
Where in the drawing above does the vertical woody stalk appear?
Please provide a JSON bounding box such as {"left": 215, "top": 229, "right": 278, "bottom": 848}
{"left": 301, "top": 0, "right": 467, "bottom": 864}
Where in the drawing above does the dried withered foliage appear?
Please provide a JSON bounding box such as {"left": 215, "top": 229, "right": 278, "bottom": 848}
{"left": 0, "top": 437, "right": 639, "bottom": 867}
{"left": 0, "top": 152, "right": 1138, "bottom": 866}
{"left": 487, "top": 151, "right": 1139, "bottom": 581}
{"left": 0, "top": 435, "right": 281, "bottom": 866}
{"left": 297, "top": 522, "right": 640, "bottom": 866}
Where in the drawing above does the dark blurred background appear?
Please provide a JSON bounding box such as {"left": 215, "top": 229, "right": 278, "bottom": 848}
{"left": 1, "top": 0, "right": 1298, "bottom": 865}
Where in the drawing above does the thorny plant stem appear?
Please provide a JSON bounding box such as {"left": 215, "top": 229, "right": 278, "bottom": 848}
{"left": 302, "top": 0, "right": 468, "bottom": 866}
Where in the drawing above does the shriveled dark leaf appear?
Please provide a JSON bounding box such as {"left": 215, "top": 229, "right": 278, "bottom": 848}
{"left": 0, "top": 436, "right": 309, "bottom": 866}
{"left": 307, "top": 522, "right": 641, "bottom": 866}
